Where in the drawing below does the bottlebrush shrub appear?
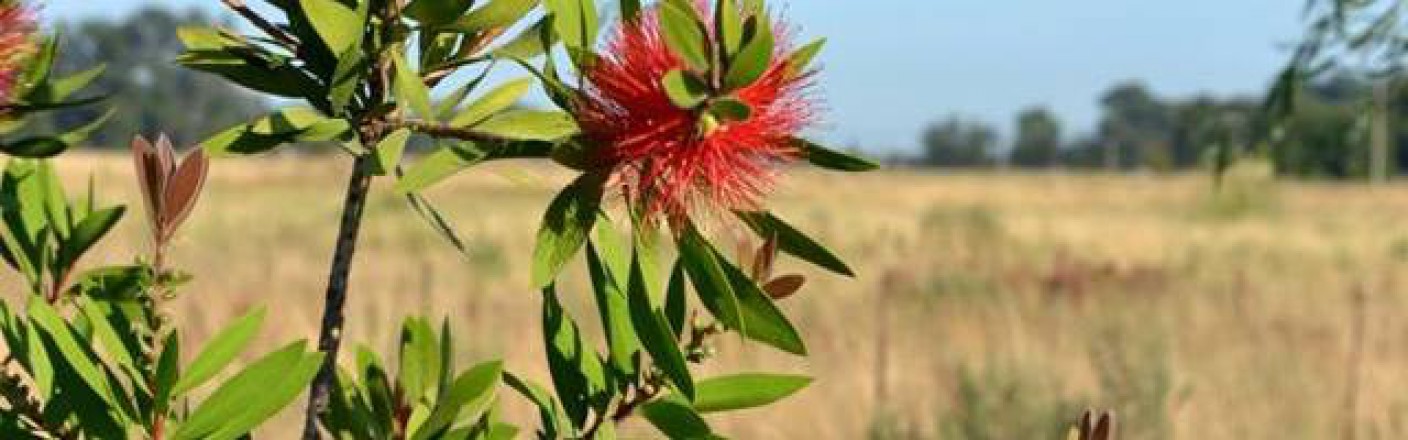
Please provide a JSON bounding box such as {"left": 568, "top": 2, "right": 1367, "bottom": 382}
{"left": 0, "top": 136, "right": 324, "bottom": 439}
{"left": 180, "top": 0, "right": 876, "bottom": 438}
{"left": 418, "top": 0, "right": 876, "bottom": 437}
{"left": 0, "top": 0, "right": 110, "bottom": 157}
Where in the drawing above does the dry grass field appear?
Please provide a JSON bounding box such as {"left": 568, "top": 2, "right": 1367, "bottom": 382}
{"left": 31, "top": 153, "right": 1408, "bottom": 439}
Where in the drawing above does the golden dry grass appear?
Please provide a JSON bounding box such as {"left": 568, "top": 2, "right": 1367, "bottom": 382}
{"left": 37, "top": 153, "right": 1408, "bottom": 439}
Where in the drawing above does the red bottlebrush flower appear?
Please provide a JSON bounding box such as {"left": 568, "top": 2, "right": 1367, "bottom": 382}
{"left": 576, "top": 4, "right": 816, "bottom": 224}
{"left": 0, "top": 0, "right": 35, "bottom": 105}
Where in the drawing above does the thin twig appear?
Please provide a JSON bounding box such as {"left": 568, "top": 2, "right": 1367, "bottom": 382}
{"left": 220, "top": 0, "right": 300, "bottom": 48}
{"left": 384, "top": 118, "right": 504, "bottom": 142}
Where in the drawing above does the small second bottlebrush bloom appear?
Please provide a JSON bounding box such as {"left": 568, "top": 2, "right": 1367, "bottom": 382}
{"left": 0, "top": 0, "right": 35, "bottom": 106}
{"left": 575, "top": 1, "right": 817, "bottom": 225}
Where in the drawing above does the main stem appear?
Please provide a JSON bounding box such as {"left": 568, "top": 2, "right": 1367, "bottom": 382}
{"left": 302, "top": 154, "right": 377, "bottom": 439}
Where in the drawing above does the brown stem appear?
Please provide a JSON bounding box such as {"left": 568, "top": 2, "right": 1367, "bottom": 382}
{"left": 147, "top": 245, "right": 169, "bottom": 440}
{"left": 301, "top": 154, "right": 377, "bottom": 439}
{"left": 302, "top": 0, "right": 405, "bottom": 434}
{"left": 220, "top": 0, "right": 300, "bottom": 48}
{"left": 580, "top": 381, "right": 661, "bottom": 440}
{"left": 385, "top": 118, "right": 505, "bottom": 142}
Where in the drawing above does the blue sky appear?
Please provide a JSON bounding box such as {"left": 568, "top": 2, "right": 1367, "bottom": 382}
{"left": 45, "top": 0, "right": 1304, "bottom": 153}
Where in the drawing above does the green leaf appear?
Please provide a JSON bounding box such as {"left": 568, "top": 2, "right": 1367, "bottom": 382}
{"left": 202, "top": 109, "right": 352, "bottom": 156}
{"left": 707, "top": 97, "right": 751, "bottom": 122}
{"left": 664, "top": 260, "right": 688, "bottom": 337}
{"left": 585, "top": 239, "right": 638, "bottom": 379}
{"left": 172, "top": 307, "right": 267, "bottom": 397}
{"left": 716, "top": 0, "right": 744, "bottom": 57}
{"left": 658, "top": 0, "right": 712, "bottom": 72}
{"left": 371, "top": 128, "right": 411, "bottom": 176}
{"left": 641, "top": 397, "right": 712, "bottom": 439}
{"left": 301, "top": 0, "right": 364, "bottom": 54}
{"left": 394, "top": 52, "right": 435, "bottom": 119}
{"left": 329, "top": 43, "right": 370, "bottom": 113}
{"left": 406, "top": 0, "right": 476, "bottom": 25}
{"left": 504, "top": 373, "right": 567, "bottom": 438}
{"left": 398, "top": 317, "right": 442, "bottom": 405}
{"left": 678, "top": 225, "right": 744, "bottom": 329}
{"left": 628, "top": 246, "right": 695, "bottom": 400}
{"left": 27, "top": 65, "right": 105, "bottom": 104}
{"left": 545, "top": 0, "right": 598, "bottom": 63}
{"left": 734, "top": 210, "right": 854, "bottom": 277}
{"left": 200, "top": 122, "right": 301, "bottom": 156}
{"left": 691, "top": 373, "right": 811, "bottom": 413}
{"left": 723, "top": 15, "right": 774, "bottom": 90}
{"left": 784, "top": 37, "right": 826, "bottom": 77}
{"left": 541, "top": 286, "right": 608, "bottom": 429}
{"left": 795, "top": 138, "right": 879, "bottom": 172}
{"left": 662, "top": 69, "right": 709, "bottom": 109}
{"left": 396, "top": 140, "right": 552, "bottom": 193}
{"left": 56, "top": 206, "right": 125, "bottom": 270}
{"left": 454, "top": 0, "right": 542, "bottom": 32}
{"left": 679, "top": 225, "right": 807, "bottom": 355}
{"left": 620, "top": 0, "right": 642, "bottom": 22}
{"left": 26, "top": 297, "right": 122, "bottom": 410}
{"left": 178, "top": 49, "right": 319, "bottom": 99}
{"left": 714, "top": 245, "right": 807, "bottom": 355}
{"left": 0, "top": 109, "right": 115, "bottom": 158}
{"left": 412, "top": 361, "right": 503, "bottom": 440}
{"left": 74, "top": 297, "right": 142, "bottom": 389}
{"left": 154, "top": 331, "right": 181, "bottom": 413}
{"left": 532, "top": 172, "right": 607, "bottom": 287}
{"left": 175, "top": 341, "right": 324, "bottom": 440}
{"left": 491, "top": 15, "right": 558, "bottom": 60}
{"left": 471, "top": 110, "right": 580, "bottom": 141}
{"left": 449, "top": 77, "right": 534, "bottom": 128}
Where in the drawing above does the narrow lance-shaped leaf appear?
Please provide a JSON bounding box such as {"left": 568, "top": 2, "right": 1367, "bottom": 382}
{"left": 174, "top": 341, "right": 325, "bottom": 440}
{"left": 411, "top": 361, "right": 503, "bottom": 440}
{"left": 691, "top": 373, "right": 811, "bottom": 413}
{"left": 172, "top": 307, "right": 267, "bottom": 397}
{"left": 734, "top": 210, "right": 854, "bottom": 277}
{"left": 541, "top": 286, "right": 608, "bottom": 429}
{"left": 449, "top": 77, "right": 534, "bottom": 128}
{"left": 658, "top": 0, "right": 712, "bottom": 72}
{"left": 641, "top": 397, "right": 713, "bottom": 439}
{"left": 396, "top": 140, "right": 553, "bottom": 193}
{"left": 531, "top": 171, "right": 607, "bottom": 287}
{"left": 454, "top": 0, "right": 543, "bottom": 32}
{"left": 585, "top": 239, "right": 639, "bottom": 379}
{"left": 393, "top": 53, "right": 435, "bottom": 119}
{"left": 795, "top": 137, "right": 879, "bottom": 172}
{"left": 300, "top": 0, "right": 364, "bottom": 54}
{"left": 713, "top": 244, "right": 807, "bottom": 355}
{"left": 724, "top": 13, "right": 774, "bottom": 90}
{"left": 398, "top": 317, "right": 443, "bottom": 405}
{"left": 627, "top": 242, "right": 695, "bottom": 400}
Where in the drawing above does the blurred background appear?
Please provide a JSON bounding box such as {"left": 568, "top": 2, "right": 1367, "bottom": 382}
{"left": 28, "top": 0, "right": 1408, "bottom": 438}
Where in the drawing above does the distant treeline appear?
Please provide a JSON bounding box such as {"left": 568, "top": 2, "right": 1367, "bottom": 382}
{"left": 31, "top": 7, "right": 267, "bottom": 148}
{"left": 32, "top": 6, "right": 1397, "bottom": 179}
{"left": 908, "top": 75, "right": 1408, "bottom": 179}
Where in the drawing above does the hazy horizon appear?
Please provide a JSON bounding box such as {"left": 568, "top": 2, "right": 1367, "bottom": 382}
{"left": 46, "top": 0, "right": 1303, "bottom": 153}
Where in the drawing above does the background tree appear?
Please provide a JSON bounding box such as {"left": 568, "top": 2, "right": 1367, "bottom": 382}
{"left": 1274, "top": 0, "right": 1408, "bottom": 182}
{"left": 30, "top": 7, "right": 267, "bottom": 147}
{"left": 922, "top": 115, "right": 997, "bottom": 167}
{"left": 1098, "top": 81, "right": 1172, "bottom": 170}
{"left": 1009, "top": 106, "right": 1061, "bottom": 168}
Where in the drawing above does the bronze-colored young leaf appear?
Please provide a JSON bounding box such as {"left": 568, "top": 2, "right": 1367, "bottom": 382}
{"left": 762, "top": 274, "right": 804, "bottom": 300}
{"left": 161, "top": 148, "right": 209, "bottom": 239}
